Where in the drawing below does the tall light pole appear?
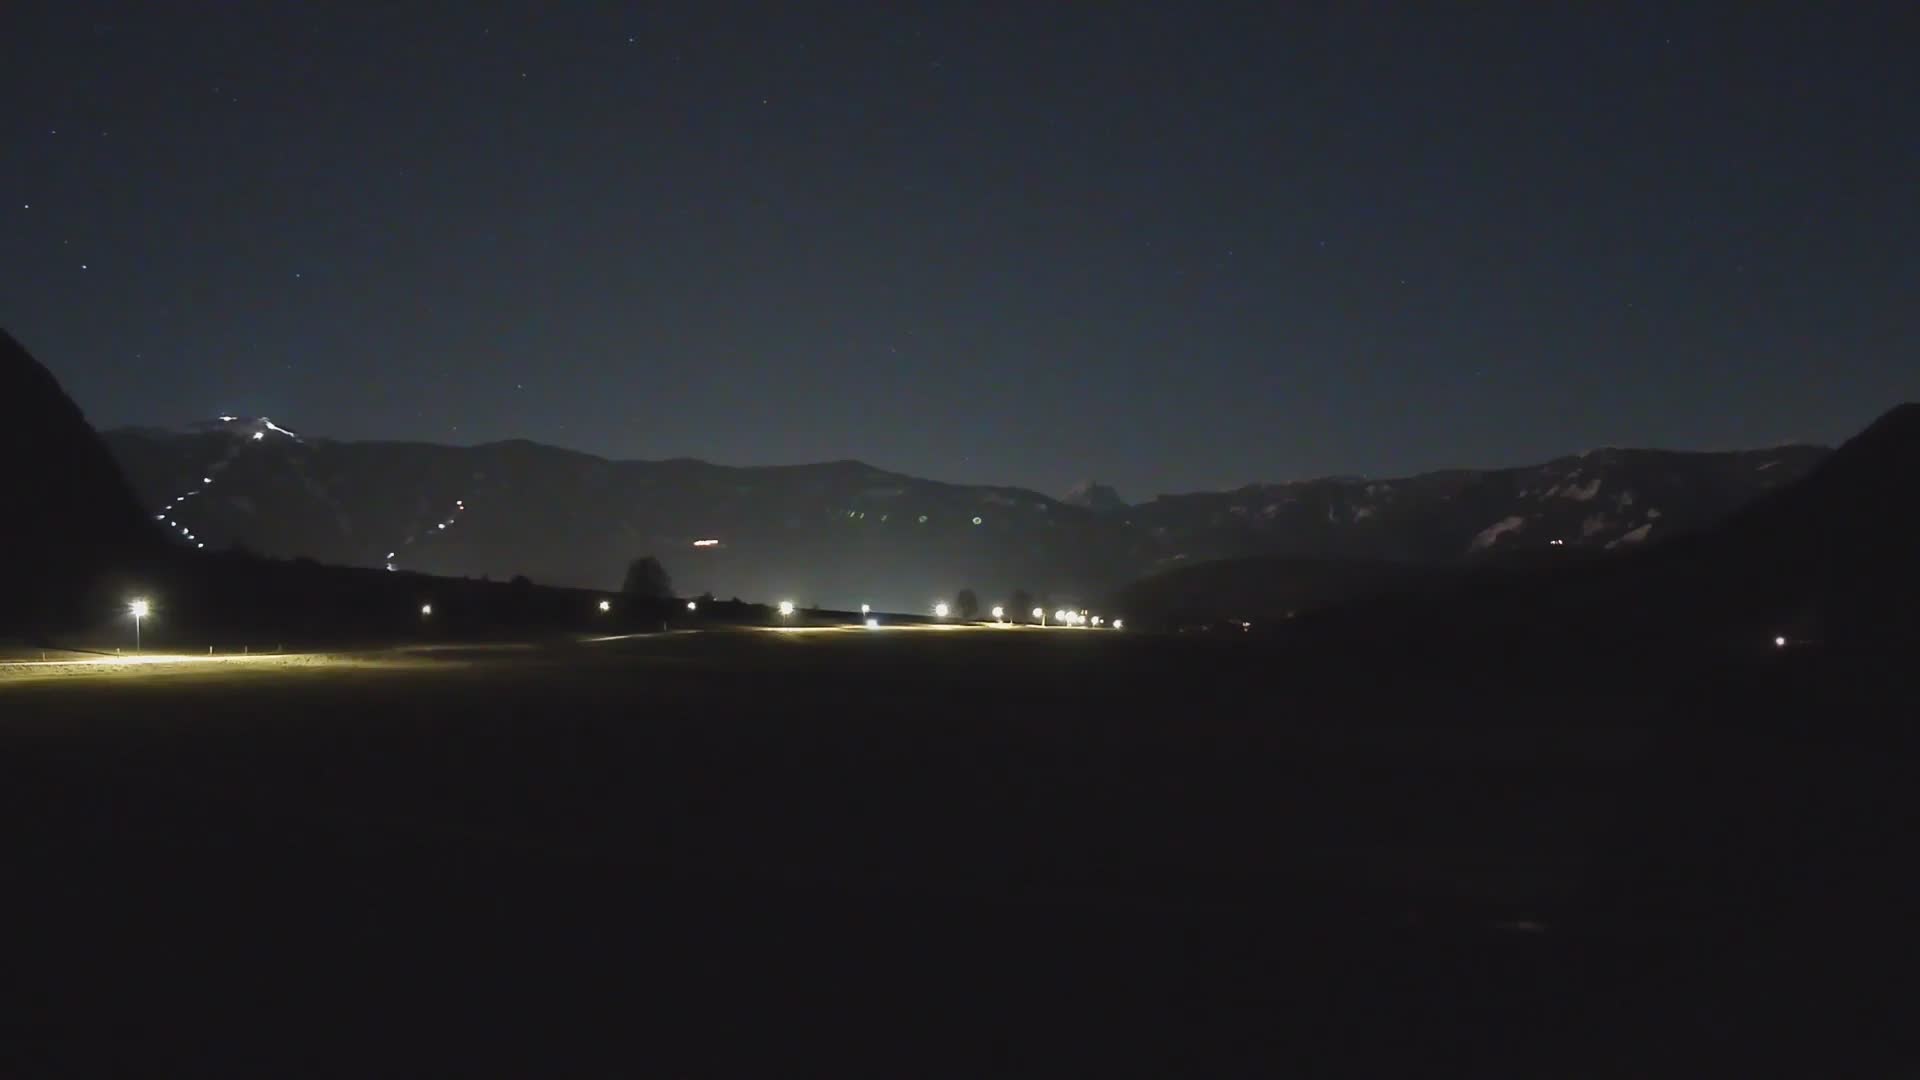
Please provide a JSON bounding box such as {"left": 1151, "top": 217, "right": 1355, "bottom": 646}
{"left": 128, "top": 598, "right": 149, "bottom": 652}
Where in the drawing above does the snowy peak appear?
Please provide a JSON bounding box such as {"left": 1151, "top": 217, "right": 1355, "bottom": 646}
{"left": 1063, "top": 481, "right": 1128, "bottom": 513}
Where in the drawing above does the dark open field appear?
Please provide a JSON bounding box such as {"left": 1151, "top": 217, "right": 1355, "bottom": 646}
{"left": 4, "top": 627, "right": 1913, "bottom": 1075}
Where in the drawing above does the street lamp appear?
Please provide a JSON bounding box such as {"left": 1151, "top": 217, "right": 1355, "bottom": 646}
{"left": 686, "top": 600, "right": 698, "bottom": 611}
{"left": 991, "top": 606, "right": 1005, "bottom": 622}
{"left": 1033, "top": 606, "right": 1046, "bottom": 626}
{"left": 128, "top": 598, "right": 149, "bottom": 652}
{"left": 1113, "top": 619, "right": 1124, "bottom": 630}
{"left": 420, "top": 603, "right": 433, "bottom": 617}
{"left": 778, "top": 600, "right": 795, "bottom": 619}
{"left": 598, "top": 599, "right": 611, "bottom": 613}
{"left": 860, "top": 603, "right": 870, "bottom": 617}
{"left": 933, "top": 602, "right": 950, "bottom": 619}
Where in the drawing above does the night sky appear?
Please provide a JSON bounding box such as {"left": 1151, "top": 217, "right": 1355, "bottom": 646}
{"left": 5, "top": 4, "right": 1915, "bottom": 499}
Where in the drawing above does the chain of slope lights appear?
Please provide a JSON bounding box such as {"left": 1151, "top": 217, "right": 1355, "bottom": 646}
{"left": 385, "top": 498, "right": 466, "bottom": 572}
{"left": 152, "top": 416, "right": 302, "bottom": 550}
{"left": 148, "top": 417, "right": 474, "bottom": 573}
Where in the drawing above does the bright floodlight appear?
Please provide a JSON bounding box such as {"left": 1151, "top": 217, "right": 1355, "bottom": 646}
{"left": 860, "top": 603, "right": 871, "bottom": 615}
{"left": 420, "top": 603, "right": 433, "bottom": 616}
{"left": 686, "top": 600, "right": 698, "bottom": 611}
{"left": 598, "top": 599, "right": 611, "bottom": 613}
{"left": 1774, "top": 635, "right": 1787, "bottom": 648}
{"left": 991, "top": 606, "right": 1004, "bottom": 620}
{"left": 778, "top": 600, "right": 795, "bottom": 617}
{"left": 934, "top": 602, "right": 950, "bottom": 618}
{"left": 128, "top": 598, "right": 149, "bottom": 651}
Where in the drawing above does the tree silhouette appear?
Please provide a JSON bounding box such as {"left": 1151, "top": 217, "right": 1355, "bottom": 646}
{"left": 955, "top": 588, "right": 980, "bottom": 620}
{"left": 1010, "top": 588, "right": 1033, "bottom": 621}
{"left": 622, "top": 556, "right": 673, "bottom": 598}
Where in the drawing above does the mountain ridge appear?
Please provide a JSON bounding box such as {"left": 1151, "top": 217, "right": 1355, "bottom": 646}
{"left": 100, "top": 419, "right": 1829, "bottom": 609}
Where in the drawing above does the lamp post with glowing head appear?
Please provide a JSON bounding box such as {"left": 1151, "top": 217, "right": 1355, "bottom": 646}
{"left": 1033, "top": 607, "right": 1046, "bottom": 626}
{"left": 991, "top": 606, "right": 1004, "bottom": 623}
{"left": 128, "top": 598, "right": 149, "bottom": 652}
{"left": 934, "top": 602, "right": 950, "bottom": 619}
{"left": 778, "top": 600, "right": 795, "bottom": 621}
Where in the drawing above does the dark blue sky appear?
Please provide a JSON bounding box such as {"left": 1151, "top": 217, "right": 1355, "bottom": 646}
{"left": 5, "top": 3, "right": 1914, "bottom": 498}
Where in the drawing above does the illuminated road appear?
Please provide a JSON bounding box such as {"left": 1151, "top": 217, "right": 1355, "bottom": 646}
{"left": 0, "top": 622, "right": 1116, "bottom": 685}
{"left": 0, "top": 650, "right": 412, "bottom": 683}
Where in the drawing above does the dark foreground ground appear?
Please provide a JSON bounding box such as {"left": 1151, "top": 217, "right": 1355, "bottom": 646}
{"left": 4, "top": 627, "right": 1915, "bottom": 1075}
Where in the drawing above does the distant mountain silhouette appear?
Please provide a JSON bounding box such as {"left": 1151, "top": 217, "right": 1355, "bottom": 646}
{"left": 1062, "top": 481, "right": 1128, "bottom": 513}
{"left": 101, "top": 425, "right": 1826, "bottom": 608}
{"left": 0, "top": 329, "right": 161, "bottom": 633}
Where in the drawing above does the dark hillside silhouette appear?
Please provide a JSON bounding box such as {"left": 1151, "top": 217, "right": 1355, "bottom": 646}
{"left": 1284, "top": 403, "right": 1920, "bottom": 655}
{"left": 1644, "top": 401, "right": 1920, "bottom": 646}
{"left": 0, "top": 329, "right": 163, "bottom": 634}
{"left": 0, "top": 329, "right": 679, "bottom": 645}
